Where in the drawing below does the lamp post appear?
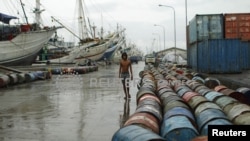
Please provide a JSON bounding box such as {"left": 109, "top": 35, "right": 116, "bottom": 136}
{"left": 154, "top": 24, "right": 166, "bottom": 51}
{"left": 159, "top": 4, "right": 177, "bottom": 63}
{"left": 152, "top": 33, "right": 161, "bottom": 52}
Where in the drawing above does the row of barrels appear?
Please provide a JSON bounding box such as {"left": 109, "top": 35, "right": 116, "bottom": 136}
{"left": 0, "top": 71, "right": 51, "bottom": 88}
{"left": 113, "top": 62, "right": 250, "bottom": 141}
{"left": 112, "top": 65, "right": 165, "bottom": 141}
{"left": 49, "top": 66, "right": 98, "bottom": 75}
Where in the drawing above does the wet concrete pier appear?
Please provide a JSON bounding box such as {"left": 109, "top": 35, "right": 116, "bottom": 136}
{"left": 0, "top": 62, "right": 143, "bottom": 141}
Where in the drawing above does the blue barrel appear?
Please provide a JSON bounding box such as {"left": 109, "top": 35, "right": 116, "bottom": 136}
{"left": 196, "top": 108, "right": 230, "bottom": 132}
{"left": 51, "top": 68, "right": 62, "bottom": 75}
{"left": 192, "top": 76, "right": 205, "bottom": 84}
{"left": 33, "top": 71, "right": 45, "bottom": 79}
{"left": 200, "top": 118, "right": 233, "bottom": 135}
{"left": 159, "top": 91, "right": 177, "bottom": 100}
{"left": 161, "top": 116, "right": 199, "bottom": 141}
{"left": 25, "top": 72, "right": 37, "bottom": 82}
{"left": 163, "top": 107, "right": 196, "bottom": 124}
{"left": 112, "top": 125, "right": 165, "bottom": 141}
{"left": 204, "top": 91, "right": 224, "bottom": 102}
{"left": 176, "top": 85, "right": 193, "bottom": 97}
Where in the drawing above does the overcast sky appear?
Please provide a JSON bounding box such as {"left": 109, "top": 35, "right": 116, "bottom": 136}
{"left": 1, "top": 0, "right": 250, "bottom": 54}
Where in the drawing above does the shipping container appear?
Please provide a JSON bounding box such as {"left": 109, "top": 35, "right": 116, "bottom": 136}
{"left": 189, "top": 14, "right": 224, "bottom": 44}
{"left": 224, "top": 13, "right": 250, "bottom": 41}
{"left": 240, "top": 41, "right": 250, "bottom": 69}
{"left": 188, "top": 39, "right": 243, "bottom": 73}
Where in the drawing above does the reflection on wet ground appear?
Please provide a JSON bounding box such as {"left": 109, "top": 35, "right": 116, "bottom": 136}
{"left": 0, "top": 62, "right": 143, "bottom": 141}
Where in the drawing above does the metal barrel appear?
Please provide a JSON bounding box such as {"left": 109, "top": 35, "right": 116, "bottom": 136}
{"left": 124, "top": 112, "right": 160, "bottom": 134}
{"left": 182, "top": 91, "right": 200, "bottom": 102}
{"left": 50, "top": 68, "right": 62, "bottom": 75}
{"left": 236, "top": 87, "right": 250, "bottom": 104}
{"left": 224, "top": 103, "right": 250, "bottom": 121}
{"left": 176, "top": 86, "right": 193, "bottom": 97}
{"left": 25, "top": 72, "right": 37, "bottom": 82}
{"left": 200, "top": 118, "right": 233, "bottom": 135}
{"left": 192, "top": 76, "right": 205, "bottom": 84}
{"left": 203, "top": 91, "right": 224, "bottom": 102}
{"left": 196, "top": 88, "right": 213, "bottom": 96}
{"left": 194, "top": 101, "right": 222, "bottom": 116}
{"left": 136, "top": 99, "right": 162, "bottom": 123}
{"left": 214, "top": 95, "right": 238, "bottom": 110}
{"left": 233, "top": 112, "right": 250, "bottom": 125}
{"left": 161, "top": 95, "right": 183, "bottom": 106}
{"left": 0, "top": 74, "right": 10, "bottom": 88}
{"left": 112, "top": 125, "right": 165, "bottom": 141}
{"left": 204, "top": 77, "right": 220, "bottom": 89}
{"left": 196, "top": 108, "right": 232, "bottom": 135}
{"left": 137, "top": 94, "right": 161, "bottom": 106}
{"left": 8, "top": 73, "right": 18, "bottom": 85}
{"left": 219, "top": 88, "right": 248, "bottom": 104}
{"left": 163, "top": 107, "right": 196, "bottom": 125}
{"left": 161, "top": 116, "right": 199, "bottom": 141}
{"left": 214, "top": 85, "right": 228, "bottom": 92}
{"left": 16, "top": 73, "right": 26, "bottom": 83}
{"left": 188, "top": 95, "right": 209, "bottom": 110}
{"left": 191, "top": 136, "right": 208, "bottom": 141}
{"left": 163, "top": 100, "right": 191, "bottom": 114}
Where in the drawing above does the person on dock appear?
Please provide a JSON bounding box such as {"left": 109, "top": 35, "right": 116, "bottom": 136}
{"left": 119, "top": 52, "right": 133, "bottom": 99}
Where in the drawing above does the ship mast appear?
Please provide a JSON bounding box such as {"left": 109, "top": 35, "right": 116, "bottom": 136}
{"left": 33, "top": 0, "right": 45, "bottom": 29}
{"left": 77, "top": 0, "right": 89, "bottom": 41}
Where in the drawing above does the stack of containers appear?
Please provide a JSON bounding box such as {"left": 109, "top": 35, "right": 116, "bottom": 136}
{"left": 187, "top": 13, "right": 250, "bottom": 73}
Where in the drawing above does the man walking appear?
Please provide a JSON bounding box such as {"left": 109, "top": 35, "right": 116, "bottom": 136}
{"left": 119, "top": 52, "right": 133, "bottom": 99}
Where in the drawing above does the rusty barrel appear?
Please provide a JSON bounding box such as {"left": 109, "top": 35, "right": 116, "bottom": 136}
{"left": 161, "top": 115, "right": 199, "bottom": 141}
{"left": 0, "top": 74, "right": 10, "bottom": 88}
{"left": 191, "top": 136, "right": 208, "bottom": 141}
{"left": 214, "top": 85, "right": 228, "bottom": 92}
{"left": 236, "top": 87, "right": 250, "bottom": 104}
{"left": 182, "top": 91, "right": 200, "bottom": 102}
{"left": 112, "top": 125, "right": 165, "bottom": 141}
{"left": 137, "top": 94, "right": 161, "bottom": 106}
{"left": 204, "top": 77, "right": 220, "bottom": 89}
{"left": 136, "top": 99, "right": 162, "bottom": 123}
{"left": 124, "top": 112, "right": 160, "bottom": 134}
{"left": 219, "top": 88, "right": 248, "bottom": 104}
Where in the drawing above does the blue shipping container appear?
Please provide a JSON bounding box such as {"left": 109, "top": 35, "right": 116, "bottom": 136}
{"left": 189, "top": 14, "right": 224, "bottom": 44}
{"left": 240, "top": 41, "right": 250, "bottom": 70}
{"left": 188, "top": 39, "right": 243, "bottom": 73}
